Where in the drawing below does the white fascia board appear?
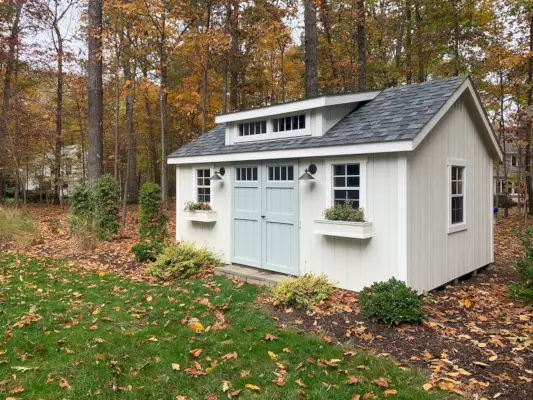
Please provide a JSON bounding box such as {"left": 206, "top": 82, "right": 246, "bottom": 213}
{"left": 167, "top": 140, "right": 413, "bottom": 165}
{"left": 412, "top": 79, "right": 503, "bottom": 161}
{"left": 215, "top": 91, "right": 381, "bottom": 124}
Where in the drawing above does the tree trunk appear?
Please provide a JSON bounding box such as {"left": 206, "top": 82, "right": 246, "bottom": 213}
{"left": 304, "top": 0, "right": 318, "bottom": 98}
{"left": 356, "top": 0, "right": 367, "bottom": 90}
{"left": 0, "top": 1, "right": 22, "bottom": 202}
{"left": 451, "top": 0, "right": 460, "bottom": 76}
{"left": 53, "top": 15, "right": 63, "bottom": 205}
{"left": 142, "top": 68, "right": 160, "bottom": 184}
{"left": 229, "top": 2, "right": 239, "bottom": 111}
{"left": 201, "top": 2, "right": 212, "bottom": 134}
{"left": 159, "top": 3, "right": 168, "bottom": 204}
{"left": 527, "top": 8, "right": 533, "bottom": 216}
{"left": 88, "top": 0, "right": 104, "bottom": 185}
{"left": 222, "top": 2, "right": 230, "bottom": 113}
{"left": 75, "top": 98, "right": 87, "bottom": 182}
{"left": 405, "top": 0, "right": 413, "bottom": 84}
{"left": 319, "top": 0, "right": 338, "bottom": 88}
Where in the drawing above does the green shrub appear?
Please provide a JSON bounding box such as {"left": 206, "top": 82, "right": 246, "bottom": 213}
{"left": 323, "top": 202, "right": 364, "bottom": 222}
{"left": 358, "top": 278, "right": 426, "bottom": 325}
{"left": 272, "top": 273, "right": 335, "bottom": 309}
{"left": 147, "top": 241, "right": 222, "bottom": 279}
{"left": 93, "top": 174, "right": 121, "bottom": 240}
{"left": 139, "top": 183, "right": 167, "bottom": 242}
{"left": 132, "top": 241, "right": 164, "bottom": 263}
{"left": 184, "top": 201, "right": 212, "bottom": 212}
{"left": 508, "top": 227, "right": 533, "bottom": 302}
{"left": 0, "top": 207, "right": 36, "bottom": 246}
{"left": 68, "top": 182, "right": 95, "bottom": 236}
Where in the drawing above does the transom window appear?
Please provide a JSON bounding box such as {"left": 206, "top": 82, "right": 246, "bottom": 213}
{"left": 196, "top": 169, "right": 211, "bottom": 203}
{"left": 451, "top": 166, "right": 464, "bottom": 224}
{"left": 236, "top": 167, "right": 258, "bottom": 181}
{"left": 268, "top": 165, "right": 294, "bottom": 181}
{"left": 239, "top": 120, "right": 266, "bottom": 136}
{"left": 333, "top": 164, "right": 360, "bottom": 208}
{"left": 273, "top": 114, "right": 305, "bottom": 132}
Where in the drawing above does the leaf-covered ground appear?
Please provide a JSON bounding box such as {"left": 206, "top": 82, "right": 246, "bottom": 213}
{"left": 0, "top": 253, "right": 442, "bottom": 399}
{"left": 268, "top": 216, "right": 533, "bottom": 399}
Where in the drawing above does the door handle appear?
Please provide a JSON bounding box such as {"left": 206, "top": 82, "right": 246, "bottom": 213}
{"left": 261, "top": 215, "right": 266, "bottom": 219}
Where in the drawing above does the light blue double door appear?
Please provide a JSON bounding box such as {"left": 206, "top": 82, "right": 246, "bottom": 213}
{"left": 231, "top": 162, "right": 299, "bottom": 275}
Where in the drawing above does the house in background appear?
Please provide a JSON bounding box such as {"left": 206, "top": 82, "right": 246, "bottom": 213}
{"left": 168, "top": 77, "right": 503, "bottom": 293}
{"left": 493, "top": 142, "right": 525, "bottom": 205}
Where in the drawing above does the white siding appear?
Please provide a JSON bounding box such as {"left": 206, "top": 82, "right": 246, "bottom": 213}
{"left": 176, "top": 164, "right": 232, "bottom": 263}
{"left": 407, "top": 97, "right": 493, "bottom": 292}
{"left": 299, "top": 154, "right": 401, "bottom": 291}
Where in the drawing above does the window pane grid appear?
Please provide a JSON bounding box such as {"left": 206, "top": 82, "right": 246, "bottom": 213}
{"left": 273, "top": 114, "right": 305, "bottom": 133}
{"left": 267, "top": 165, "right": 294, "bottom": 181}
{"left": 333, "top": 164, "right": 360, "bottom": 208}
{"left": 450, "top": 166, "right": 464, "bottom": 225}
{"left": 238, "top": 121, "right": 266, "bottom": 137}
{"left": 196, "top": 169, "right": 211, "bottom": 203}
{"left": 235, "top": 167, "right": 258, "bottom": 181}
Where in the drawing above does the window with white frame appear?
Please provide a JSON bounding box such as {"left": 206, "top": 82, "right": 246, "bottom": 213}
{"left": 511, "top": 155, "right": 517, "bottom": 167}
{"left": 238, "top": 120, "right": 266, "bottom": 136}
{"left": 236, "top": 167, "right": 258, "bottom": 181}
{"left": 196, "top": 169, "right": 211, "bottom": 203}
{"left": 268, "top": 165, "right": 294, "bottom": 181}
{"left": 332, "top": 164, "right": 360, "bottom": 207}
{"left": 450, "top": 166, "right": 465, "bottom": 225}
{"left": 273, "top": 114, "right": 305, "bottom": 132}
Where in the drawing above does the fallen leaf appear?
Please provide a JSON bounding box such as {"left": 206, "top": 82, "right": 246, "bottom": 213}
{"left": 374, "top": 377, "right": 388, "bottom": 387}
{"left": 245, "top": 384, "right": 260, "bottom": 391}
{"left": 59, "top": 377, "right": 71, "bottom": 390}
{"left": 240, "top": 370, "right": 250, "bottom": 377}
{"left": 423, "top": 383, "right": 432, "bottom": 391}
{"left": 268, "top": 351, "right": 277, "bottom": 359}
{"left": 383, "top": 389, "right": 397, "bottom": 397}
{"left": 189, "top": 348, "right": 202, "bottom": 358}
{"left": 265, "top": 333, "right": 278, "bottom": 341}
{"left": 221, "top": 381, "right": 231, "bottom": 392}
{"left": 295, "top": 379, "right": 306, "bottom": 387}
{"left": 172, "top": 363, "right": 180, "bottom": 371}
{"left": 345, "top": 376, "right": 360, "bottom": 385}
{"left": 464, "top": 298, "right": 472, "bottom": 309}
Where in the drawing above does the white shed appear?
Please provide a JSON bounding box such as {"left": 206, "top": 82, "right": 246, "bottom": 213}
{"left": 167, "top": 76, "right": 503, "bottom": 293}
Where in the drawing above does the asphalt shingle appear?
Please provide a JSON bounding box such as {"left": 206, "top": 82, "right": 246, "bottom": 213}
{"left": 168, "top": 76, "right": 467, "bottom": 159}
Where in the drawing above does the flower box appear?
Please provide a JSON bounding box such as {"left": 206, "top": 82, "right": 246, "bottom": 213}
{"left": 185, "top": 210, "right": 218, "bottom": 223}
{"left": 313, "top": 219, "right": 373, "bottom": 239}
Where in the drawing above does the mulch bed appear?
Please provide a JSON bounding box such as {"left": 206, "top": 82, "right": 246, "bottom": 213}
{"left": 268, "top": 217, "right": 533, "bottom": 399}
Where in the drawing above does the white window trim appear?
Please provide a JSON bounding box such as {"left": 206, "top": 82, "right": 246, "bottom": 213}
{"left": 232, "top": 113, "right": 311, "bottom": 144}
{"left": 324, "top": 156, "right": 368, "bottom": 218}
{"left": 192, "top": 165, "right": 215, "bottom": 208}
{"left": 447, "top": 159, "right": 467, "bottom": 234}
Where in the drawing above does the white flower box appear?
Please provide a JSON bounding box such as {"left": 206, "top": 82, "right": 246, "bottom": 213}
{"left": 314, "top": 219, "right": 373, "bottom": 239}
{"left": 185, "top": 210, "right": 218, "bottom": 223}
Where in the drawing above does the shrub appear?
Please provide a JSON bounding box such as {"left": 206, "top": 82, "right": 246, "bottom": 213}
{"left": 147, "top": 241, "right": 222, "bottom": 279}
{"left": 508, "top": 227, "right": 533, "bottom": 303}
{"left": 93, "top": 174, "right": 121, "bottom": 240}
{"left": 0, "top": 207, "right": 36, "bottom": 246}
{"left": 68, "top": 182, "right": 95, "bottom": 236}
{"left": 132, "top": 241, "right": 164, "bottom": 263}
{"left": 358, "top": 278, "right": 426, "bottom": 325}
{"left": 323, "top": 202, "right": 364, "bottom": 222}
{"left": 184, "top": 201, "right": 212, "bottom": 212}
{"left": 272, "top": 273, "right": 335, "bottom": 309}
{"left": 139, "top": 183, "right": 167, "bottom": 242}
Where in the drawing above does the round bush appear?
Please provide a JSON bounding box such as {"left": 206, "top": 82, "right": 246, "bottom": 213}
{"left": 358, "top": 278, "right": 426, "bottom": 325}
{"left": 68, "top": 182, "right": 94, "bottom": 235}
{"left": 93, "top": 174, "right": 121, "bottom": 240}
{"left": 272, "top": 273, "right": 335, "bottom": 309}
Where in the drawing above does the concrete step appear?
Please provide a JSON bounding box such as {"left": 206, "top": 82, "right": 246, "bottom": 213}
{"left": 214, "top": 264, "right": 292, "bottom": 287}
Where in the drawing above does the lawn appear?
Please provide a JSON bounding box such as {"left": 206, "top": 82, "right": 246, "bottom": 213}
{"left": 0, "top": 253, "right": 442, "bottom": 399}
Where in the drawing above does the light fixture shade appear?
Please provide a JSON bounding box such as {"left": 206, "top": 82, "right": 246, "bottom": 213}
{"left": 299, "top": 171, "right": 315, "bottom": 181}
{"left": 210, "top": 171, "right": 223, "bottom": 180}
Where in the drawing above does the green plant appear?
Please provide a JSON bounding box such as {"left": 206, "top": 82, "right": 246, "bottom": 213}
{"left": 68, "top": 182, "right": 95, "bottom": 236}
{"left": 272, "top": 273, "right": 335, "bottom": 309}
{"left": 508, "top": 227, "right": 533, "bottom": 302}
{"left": 359, "top": 278, "right": 426, "bottom": 325}
{"left": 147, "top": 241, "right": 222, "bottom": 279}
{"left": 131, "top": 241, "right": 164, "bottom": 263}
{"left": 0, "top": 207, "right": 36, "bottom": 246}
{"left": 184, "top": 201, "right": 212, "bottom": 212}
{"left": 93, "top": 174, "right": 121, "bottom": 240}
{"left": 323, "top": 202, "right": 364, "bottom": 222}
{"left": 139, "top": 183, "right": 167, "bottom": 242}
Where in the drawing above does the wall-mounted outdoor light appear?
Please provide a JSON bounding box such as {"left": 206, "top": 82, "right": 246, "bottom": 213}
{"left": 210, "top": 167, "right": 226, "bottom": 181}
{"left": 299, "top": 164, "right": 317, "bottom": 181}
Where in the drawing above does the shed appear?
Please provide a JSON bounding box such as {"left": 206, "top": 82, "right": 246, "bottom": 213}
{"left": 167, "top": 76, "right": 503, "bottom": 293}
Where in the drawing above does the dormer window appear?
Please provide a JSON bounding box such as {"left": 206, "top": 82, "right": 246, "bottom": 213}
{"left": 239, "top": 120, "right": 267, "bottom": 137}
{"left": 273, "top": 114, "right": 305, "bottom": 132}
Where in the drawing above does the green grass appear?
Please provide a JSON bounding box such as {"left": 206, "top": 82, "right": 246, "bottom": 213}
{"left": 0, "top": 253, "right": 442, "bottom": 399}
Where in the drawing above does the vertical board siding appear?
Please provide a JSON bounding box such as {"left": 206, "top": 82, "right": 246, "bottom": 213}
{"left": 299, "top": 154, "right": 400, "bottom": 292}
{"left": 177, "top": 164, "right": 232, "bottom": 263}
{"left": 407, "top": 97, "right": 493, "bottom": 292}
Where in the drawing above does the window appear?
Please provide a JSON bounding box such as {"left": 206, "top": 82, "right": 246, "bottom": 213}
{"left": 511, "top": 155, "right": 517, "bottom": 167}
{"left": 64, "top": 159, "right": 72, "bottom": 176}
{"left": 238, "top": 120, "right": 266, "bottom": 136}
{"left": 196, "top": 169, "right": 211, "bottom": 203}
{"left": 268, "top": 166, "right": 294, "bottom": 181}
{"left": 332, "top": 164, "right": 360, "bottom": 207}
{"left": 450, "top": 166, "right": 464, "bottom": 225}
{"left": 236, "top": 167, "right": 258, "bottom": 181}
{"left": 273, "top": 114, "right": 305, "bottom": 132}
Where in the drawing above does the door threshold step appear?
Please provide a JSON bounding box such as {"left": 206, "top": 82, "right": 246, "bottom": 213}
{"left": 215, "top": 264, "right": 293, "bottom": 287}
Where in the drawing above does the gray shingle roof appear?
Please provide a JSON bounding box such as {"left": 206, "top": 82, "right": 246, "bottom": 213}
{"left": 168, "top": 76, "right": 467, "bottom": 159}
